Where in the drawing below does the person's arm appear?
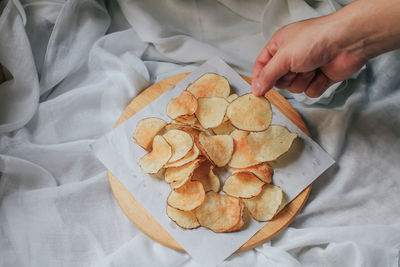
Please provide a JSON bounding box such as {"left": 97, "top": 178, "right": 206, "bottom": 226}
{"left": 252, "top": 0, "right": 400, "bottom": 98}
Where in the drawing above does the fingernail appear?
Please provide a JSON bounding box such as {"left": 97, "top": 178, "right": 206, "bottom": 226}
{"left": 252, "top": 81, "right": 260, "bottom": 92}
{"left": 304, "top": 72, "right": 315, "bottom": 79}
{"left": 283, "top": 72, "right": 296, "bottom": 81}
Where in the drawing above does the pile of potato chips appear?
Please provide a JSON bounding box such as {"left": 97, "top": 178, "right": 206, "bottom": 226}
{"left": 133, "top": 73, "right": 298, "bottom": 233}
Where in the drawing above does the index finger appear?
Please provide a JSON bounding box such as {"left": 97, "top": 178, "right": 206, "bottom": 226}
{"left": 252, "top": 45, "right": 273, "bottom": 88}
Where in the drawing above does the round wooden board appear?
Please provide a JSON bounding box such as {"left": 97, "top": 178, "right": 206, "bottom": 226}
{"left": 108, "top": 73, "right": 311, "bottom": 253}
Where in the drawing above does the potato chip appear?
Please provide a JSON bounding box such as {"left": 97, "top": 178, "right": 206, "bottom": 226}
{"left": 178, "top": 127, "right": 209, "bottom": 158}
{"left": 186, "top": 73, "right": 230, "bottom": 99}
{"left": 174, "top": 115, "right": 204, "bottom": 131}
{"left": 195, "top": 97, "right": 228, "bottom": 129}
{"left": 277, "top": 192, "right": 288, "bottom": 214}
{"left": 242, "top": 184, "right": 283, "bottom": 221}
{"left": 164, "top": 123, "right": 183, "bottom": 131}
{"left": 194, "top": 191, "right": 241, "bottom": 233}
{"left": 164, "top": 122, "right": 200, "bottom": 133}
{"left": 233, "top": 162, "right": 273, "bottom": 183}
{"left": 139, "top": 135, "right": 172, "bottom": 174}
{"left": 223, "top": 172, "right": 264, "bottom": 198}
{"left": 163, "top": 129, "right": 193, "bottom": 163}
{"left": 167, "top": 181, "right": 205, "bottom": 211}
{"left": 226, "top": 93, "right": 238, "bottom": 103}
{"left": 227, "top": 93, "right": 272, "bottom": 131}
{"left": 229, "top": 130, "right": 260, "bottom": 168}
{"left": 133, "top": 118, "right": 167, "bottom": 150}
{"left": 247, "top": 125, "right": 298, "bottom": 162}
{"left": 199, "top": 132, "right": 234, "bottom": 167}
{"left": 164, "top": 158, "right": 202, "bottom": 185}
{"left": 191, "top": 161, "right": 220, "bottom": 192}
{"left": 167, "top": 91, "right": 198, "bottom": 119}
{"left": 212, "top": 120, "right": 235, "bottom": 135}
{"left": 170, "top": 172, "right": 193, "bottom": 189}
{"left": 226, "top": 201, "right": 245, "bottom": 232}
{"left": 164, "top": 144, "right": 200, "bottom": 168}
{"left": 166, "top": 205, "right": 200, "bottom": 229}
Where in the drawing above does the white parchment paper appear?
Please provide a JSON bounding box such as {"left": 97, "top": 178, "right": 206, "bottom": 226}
{"left": 92, "top": 57, "right": 335, "bottom": 266}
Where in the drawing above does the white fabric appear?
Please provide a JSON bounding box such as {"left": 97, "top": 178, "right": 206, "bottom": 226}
{"left": 0, "top": 0, "right": 399, "bottom": 266}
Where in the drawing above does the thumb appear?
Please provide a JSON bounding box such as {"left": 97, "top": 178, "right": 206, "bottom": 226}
{"left": 252, "top": 53, "right": 289, "bottom": 96}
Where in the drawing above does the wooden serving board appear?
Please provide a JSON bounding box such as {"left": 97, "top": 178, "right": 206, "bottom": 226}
{"left": 108, "top": 73, "right": 311, "bottom": 253}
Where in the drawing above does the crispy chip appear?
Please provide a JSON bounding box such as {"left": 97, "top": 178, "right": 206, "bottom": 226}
{"left": 226, "top": 201, "right": 245, "bottom": 232}
{"left": 233, "top": 162, "right": 273, "bottom": 183}
{"left": 277, "top": 192, "right": 288, "bottom": 214}
{"left": 174, "top": 115, "right": 204, "bottom": 131}
{"left": 212, "top": 120, "right": 236, "bottom": 135}
{"left": 183, "top": 128, "right": 214, "bottom": 163}
{"left": 165, "top": 158, "right": 202, "bottom": 185}
{"left": 164, "top": 123, "right": 183, "bottom": 131}
{"left": 166, "top": 205, "right": 200, "bottom": 229}
{"left": 194, "top": 191, "right": 241, "bottom": 233}
{"left": 186, "top": 73, "right": 230, "bottom": 99}
{"left": 164, "top": 144, "right": 200, "bottom": 168}
{"left": 133, "top": 118, "right": 167, "bottom": 150}
{"left": 167, "top": 91, "right": 198, "bottom": 119}
{"left": 195, "top": 97, "right": 228, "bottom": 129}
{"left": 229, "top": 130, "right": 261, "bottom": 168}
{"left": 226, "top": 93, "right": 238, "bottom": 103}
{"left": 139, "top": 135, "right": 172, "bottom": 174}
{"left": 164, "top": 122, "right": 201, "bottom": 133}
{"left": 163, "top": 129, "right": 193, "bottom": 163}
{"left": 247, "top": 125, "right": 298, "bottom": 162}
{"left": 199, "top": 132, "right": 234, "bottom": 167}
{"left": 191, "top": 161, "right": 220, "bottom": 192}
{"left": 227, "top": 93, "right": 272, "bottom": 131}
{"left": 242, "top": 184, "right": 283, "bottom": 221}
{"left": 167, "top": 181, "right": 205, "bottom": 211}
{"left": 223, "top": 172, "right": 264, "bottom": 198}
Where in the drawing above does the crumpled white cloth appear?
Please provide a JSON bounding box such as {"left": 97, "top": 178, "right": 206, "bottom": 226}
{"left": 0, "top": 0, "right": 399, "bottom": 267}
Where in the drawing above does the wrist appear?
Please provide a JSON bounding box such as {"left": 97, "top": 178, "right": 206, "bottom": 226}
{"left": 329, "top": 0, "right": 400, "bottom": 61}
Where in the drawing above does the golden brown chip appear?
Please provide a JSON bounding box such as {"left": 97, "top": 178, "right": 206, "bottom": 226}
{"left": 167, "top": 181, "right": 205, "bottom": 211}
{"left": 186, "top": 73, "right": 230, "bottom": 99}
{"left": 226, "top": 201, "right": 245, "bottom": 232}
{"left": 178, "top": 127, "right": 212, "bottom": 160}
{"left": 164, "top": 144, "right": 200, "bottom": 168}
{"left": 164, "top": 158, "right": 202, "bottom": 185}
{"left": 167, "top": 91, "right": 198, "bottom": 119}
{"left": 242, "top": 184, "right": 283, "bottom": 221}
{"left": 194, "top": 191, "right": 241, "bottom": 233}
{"left": 164, "top": 122, "right": 202, "bottom": 133}
{"left": 233, "top": 162, "right": 273, "bottom": 183}
{"left": 163, "top": 129, "right": 193, "bottom": 163}
{"left": 195, "top": 97, "right": 228, "bottom": 129}
{"left": 139, "top": 135, "right": 172, "bottom": 174}
{"left": 166, "top": 205, "right": 200, "bottom": 229}
{"left": 229, "top": 130, "right": 261, "bottom": 168}
{"left": 133, "top": 118, "right": 167, "bottom": 150}
{"left": 277, "top": 192, "right": 288, "bottom": 214}
{"left": 247, "top": 125, "right": 298, "bottom": 162}
{"left": 212, "top": 120, "right": 236, "bottom": 135}
{"left": 174, "top": 115, "right": 204, "bottom": 131}
{"left": 199, "top": 132, "right": 234, "bottom": 167}
{"left": 164, "top": 123, "right": 183, "bottom": 131}
{"left": 227, "top": 93, "right": 272, "bottom": 132}
{"left": 223, "top": 172, "right": 264, "bottom": 198}
{"left": 191, "top": 161, "right": 220, "bottom": 192}
{"left": 226, "top": 93, "right": 239, "bottom": 103}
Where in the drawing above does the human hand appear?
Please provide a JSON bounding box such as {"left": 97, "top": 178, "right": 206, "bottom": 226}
{"left": 252, "top": 16, "right": 367, "bottom": 98}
